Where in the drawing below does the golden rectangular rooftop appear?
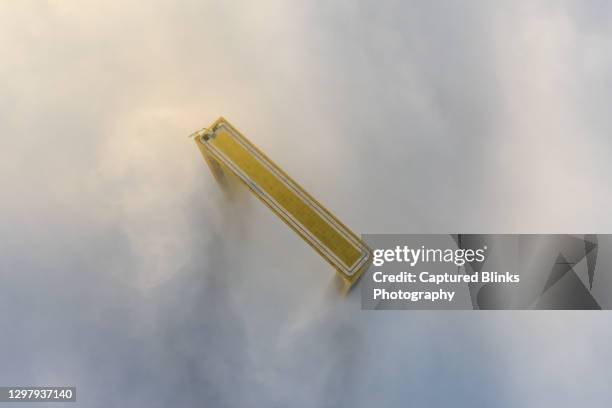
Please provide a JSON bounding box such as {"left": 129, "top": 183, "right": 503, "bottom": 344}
{"left": 193, "top": 117, "right": 371, "bottom": 287}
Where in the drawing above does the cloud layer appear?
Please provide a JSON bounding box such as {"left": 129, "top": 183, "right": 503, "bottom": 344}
{"left": 2, "top": 1, "right": 612, "bottom": 406}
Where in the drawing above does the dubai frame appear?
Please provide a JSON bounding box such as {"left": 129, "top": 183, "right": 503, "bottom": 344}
{"left": 192, "top": 117, "right": 372, "bottom": 290}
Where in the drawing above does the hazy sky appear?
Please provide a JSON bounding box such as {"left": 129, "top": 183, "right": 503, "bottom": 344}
{"left": 2, "top": 1, "right": 612, "bottom": 407}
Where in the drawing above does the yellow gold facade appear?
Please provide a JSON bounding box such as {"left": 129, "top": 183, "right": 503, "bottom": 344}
{"left": 193, "top": 117, "right": 371, "bottom": 288}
